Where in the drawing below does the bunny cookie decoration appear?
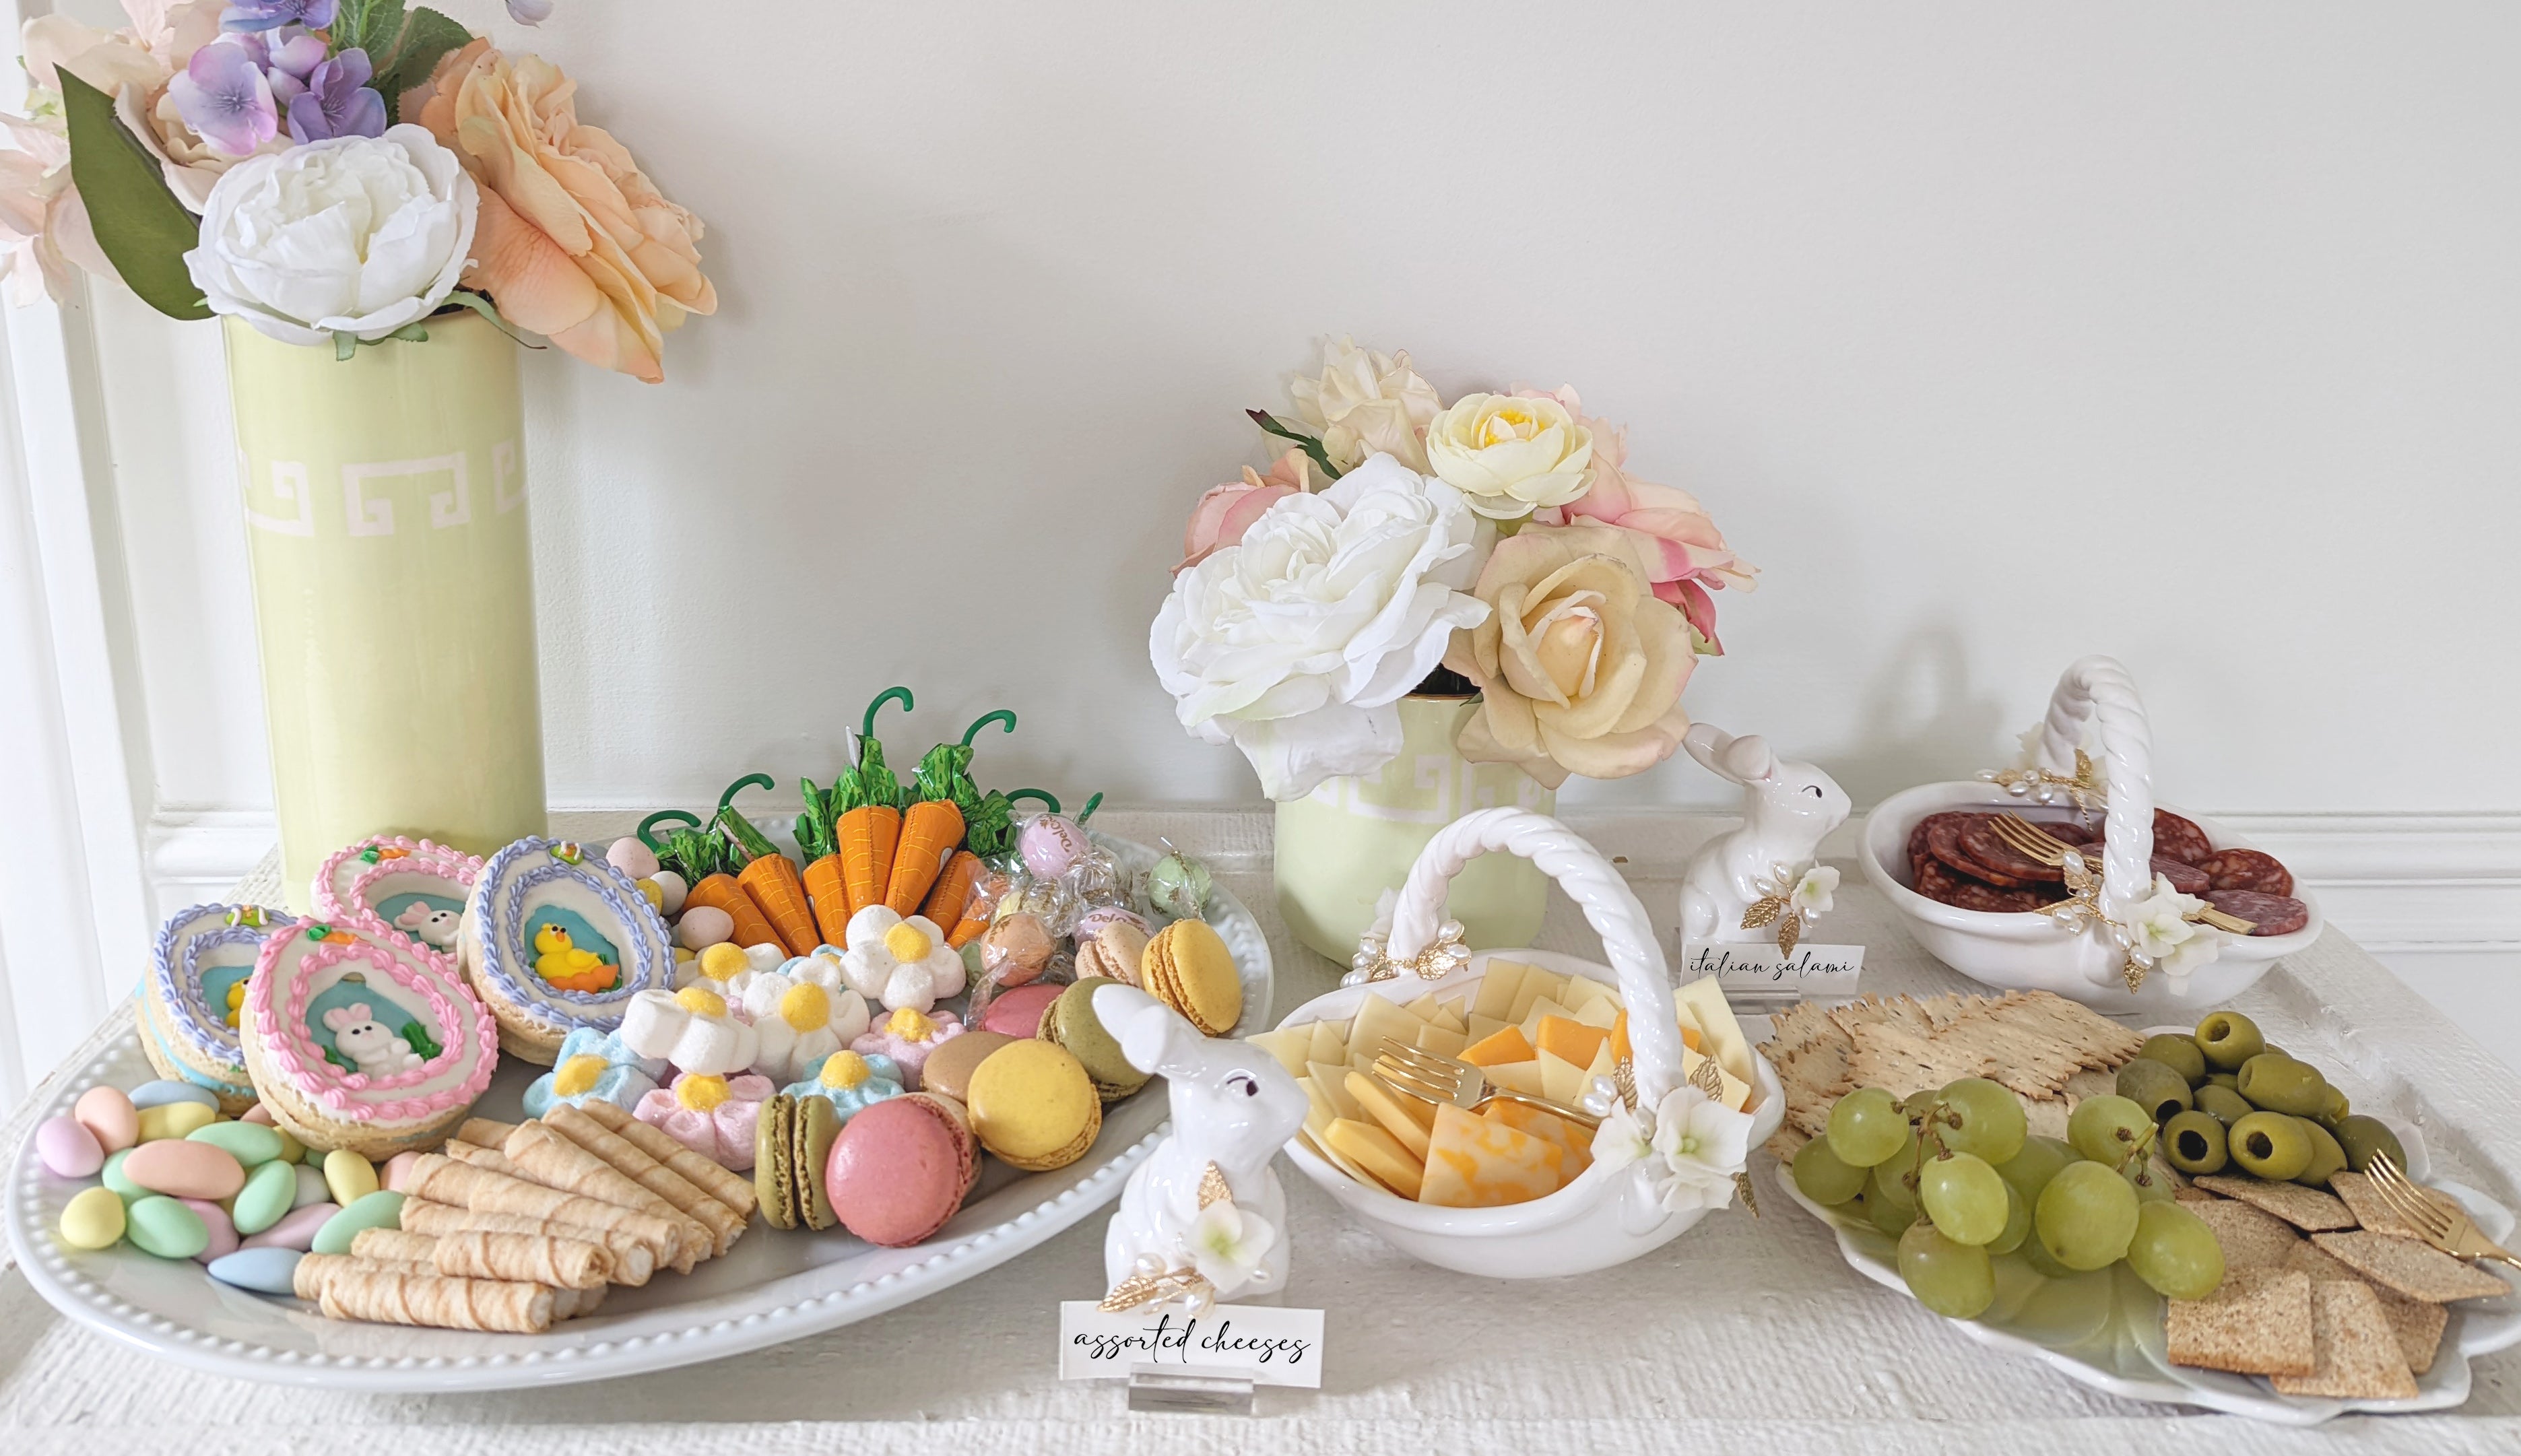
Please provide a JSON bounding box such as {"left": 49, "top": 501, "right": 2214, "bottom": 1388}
{"left": 1094, "top": 982, "right": 1307, "bottom": 1313}
{"left": 1676, "top": 724, "right": 1852, "bottom": 953}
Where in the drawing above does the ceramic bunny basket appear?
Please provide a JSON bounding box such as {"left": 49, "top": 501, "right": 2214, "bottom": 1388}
{"left": 1676, "top": 724, "right": 1853, "bottom": 951}
{"left": 1094, "top": 982, "right": 1307, "bottom": 1313}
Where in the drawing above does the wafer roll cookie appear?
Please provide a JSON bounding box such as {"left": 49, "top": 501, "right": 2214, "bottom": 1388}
{"left": 399, "top": 1198, "right": 657, "bottom": 1286}
{"left": 350, "top": 1227, "right": 443, "bottom": 1267}
{"left": 437, "top": 1228, "right": 612, "bottom": 1289}
{"left": 310, "top": 1265, "right": 555, "bottom": 1333}
{"left": 503, "top": 1123, "right": 711, "bottom": 1257}
{"left": 544, "top": 1103, "right": 745, "bottom": 1253}
{"left": 459, "top": 1117, "right": 521, "bottom": 1148}
{"left": 405, "top": 1154, "right": 690, "bottom": 1272}
{"left": 580, "top": 1098, "right": 758, "bottom": 1216}
{"left": 295, "top": 1251, "right": 435, "bottom": 1290}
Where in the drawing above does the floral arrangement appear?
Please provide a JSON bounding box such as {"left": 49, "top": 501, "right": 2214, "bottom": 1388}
{"left": 1151, "top": 336, "right": 1757, "bottom": 799}
{"left": 0, "top": 0, "right": 712, "bottom": 381}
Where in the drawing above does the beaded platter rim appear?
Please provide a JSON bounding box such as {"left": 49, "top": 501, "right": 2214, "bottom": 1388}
{"left": 5, "top": 832, "right": 1271, "bottom": 1391}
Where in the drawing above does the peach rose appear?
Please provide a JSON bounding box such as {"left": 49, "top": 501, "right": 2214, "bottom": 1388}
{"left": 415, "top": 41, "right": 715, "bottom": 383}
{"left": 1177, "top": 449, "right": 1311, "bottom": 572}
{"left": 1442, "top": 524, "right": 1695, "bottom": 788}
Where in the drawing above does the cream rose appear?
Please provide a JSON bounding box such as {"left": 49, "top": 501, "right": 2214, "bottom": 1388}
{"left": 1151, "top": 453, "right": 1491, "bottom": 799}
{"left": 1443, "top": 524, "right": 1695, "bottom": 787}
{"left": 1289, "top": 336, "right": 1443, "bottom": 473}
{"left": 1424, "top": 392, "right": 1595, "bottom": 520}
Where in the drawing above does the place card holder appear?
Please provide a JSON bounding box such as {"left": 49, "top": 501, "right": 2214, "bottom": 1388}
{"left": 1127, "top": 1365, "right": 1256, "bottom": 1414}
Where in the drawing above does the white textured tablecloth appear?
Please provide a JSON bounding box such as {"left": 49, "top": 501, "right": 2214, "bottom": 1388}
{"left": 5, "top": 807, "right": 2519, "bottom": 1455}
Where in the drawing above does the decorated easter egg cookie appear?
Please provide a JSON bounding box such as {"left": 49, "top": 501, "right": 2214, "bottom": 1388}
{"left": 240, "top": 921, "right": 496, "bottom": 1160}
{"left": 139, "top": 904, "right": 296, "bottom": 1114}
{"left": 313, "top": 836, "right": 484, "bottom": 960}
{"left": 462, "top": 836, "right": 674, "bottom": 1065}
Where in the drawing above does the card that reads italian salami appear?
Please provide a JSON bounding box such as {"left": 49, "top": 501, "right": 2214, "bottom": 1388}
{"left": 1058, "top": 1302, "right": 1325, "bottom": 1389}
{"left": 1681, "top": 940, "right": 1865, "bottom": 998}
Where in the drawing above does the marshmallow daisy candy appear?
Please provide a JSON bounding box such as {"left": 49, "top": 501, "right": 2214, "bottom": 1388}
{"left": 521, "top": 1026, "right": 666, "bottom": 1119}
{"left": 740, "top": 961, "right": 872, "bottom": 1084}
{"left": 840, "top": 906, "right": 968, "bottom": 1012}
{"left": 618, "top": 987, "right": 762, "bottom": 1078}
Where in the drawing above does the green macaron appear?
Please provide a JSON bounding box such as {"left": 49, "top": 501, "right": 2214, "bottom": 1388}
{"left": 754, "top": 1094, "right": 799, "bottom": 1231}
{"left": 794, "top": 1095, "right": 840, "bottom": 1232}
{"left": 1045, "top": 980, "right": 1151, "bottom": 1102}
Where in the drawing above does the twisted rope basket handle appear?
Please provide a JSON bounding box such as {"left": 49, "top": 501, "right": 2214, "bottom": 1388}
{"left": 1386, "top": 808, "right": 1685, "bottom": 1110}
{"left": 2031, "top": 655, "right": 2155, "bottom": 926}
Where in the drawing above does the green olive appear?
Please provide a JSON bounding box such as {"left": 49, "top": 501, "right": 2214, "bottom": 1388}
{"left": 2194, "top": 1084, "right": 2256, "bottom": 1126}
{"left": 2162, "top": 1110, "right": 2229, "bottom": 1174}
{"left": 2116, "top": 1058, "right": 2194, "bottom": 1126}
{"left": 2332, "top": 1115, "right": 2408, "bottom": 1175}
{"left": 2205, "top": 1072, "right": 2241, "bottom": 1092}
{"left": 2295, "top": 1118, "right": 2349, "bottom": 1188}
{"left": 2136, "top": 1034, "right": 2208, "bottom": 1085}
{"left": 2194, "top": 1011, "right": 2265, "bottom": 1071}
{"left": 2237, "top": 1053, "right": 2331, "bottom": 1117}
{"left": 2316, "top": 1084, "right": 2351, "bottom": 1126}
{"left": 2229, "top": 1111, "right": 2314, "bottom": 1181}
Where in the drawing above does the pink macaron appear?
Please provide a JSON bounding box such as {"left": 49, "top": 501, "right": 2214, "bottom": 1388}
{"left": 978, "top": 982, "right": 1061, "bottom": 1039}
{"left": 824, "top": 1094, "right": 975, "bottom": 1247}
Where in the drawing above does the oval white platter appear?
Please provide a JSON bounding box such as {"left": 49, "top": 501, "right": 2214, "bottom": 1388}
{"left": 7, "top": 833, "right": 1270, "bottom": 1392}
{"left": 1775, "top": 1096, "right": 2521, "bottom": 1426}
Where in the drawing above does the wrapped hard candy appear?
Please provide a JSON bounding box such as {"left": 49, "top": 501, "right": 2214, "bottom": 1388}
{"left": 981, "top": 913, "right": 1055, "bottom": 987}
{"left": 1018, "top": 814, "right": 1092, "bottom": 880}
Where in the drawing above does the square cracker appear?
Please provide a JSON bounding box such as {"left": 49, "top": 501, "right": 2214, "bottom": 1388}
{"left": 2312, "top": 1230, "right": 2513, "bottom": 1303}
{"left": 2190, "top": 1197, "right": 2303, "bottom": 1270}
{"left": 1845, "top": 1020, "right": 1990, "bottom": 1099}
{"left": 2271, "top": 1278, "right": 2421, "bottom": 1400}
{"left": 2284, "top": 1243, "right": 2450, "bottom": 1376}
{"left": 2194, "top": 1175, "right": 2357, "bottom": 1232}
{"left": 2330, "top": 1171, "right": 2423, "bottom": 1240}
{"left": 2168, "top": 1267, "right": 2315, "bottom": 1377}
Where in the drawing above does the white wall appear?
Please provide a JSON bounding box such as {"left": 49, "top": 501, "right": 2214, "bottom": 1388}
{"left": 16, "top": 2, "right": 2521, "bottom": 1081}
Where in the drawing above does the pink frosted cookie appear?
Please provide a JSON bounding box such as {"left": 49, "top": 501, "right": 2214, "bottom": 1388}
{"left": 313, "top": 837, "right": 483, "bottom": 961}
{"left": 633, "top": 1071, "right": 775, "bottom": 1170}
{"left": 851, "top": 1007, "right": 965, "bottom": 1090}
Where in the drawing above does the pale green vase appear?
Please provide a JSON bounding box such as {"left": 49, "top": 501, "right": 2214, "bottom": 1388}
{"left": 225, "top": 313, "right": 546, "bottom": 913}
{"left": 1272, "top": 695, "right": 1554, "bottom": 964}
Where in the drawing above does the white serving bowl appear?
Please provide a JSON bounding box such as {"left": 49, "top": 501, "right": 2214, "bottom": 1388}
{"left": 1274, "top": 947, "right": 1786, "bottom": 1279}
{"left": 1860, "top": 781, "right": 2323, "bottom": 1016}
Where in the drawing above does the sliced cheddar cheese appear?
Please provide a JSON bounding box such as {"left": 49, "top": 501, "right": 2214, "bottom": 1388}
{"left": 1345, "top": 1071, "right": 1435, "bottom": 1159}
{"left": 1517, "top": 996, "right": 1577, "bottom": 1040}
{"left": 1420, "top": 1103, "right": 1564, "bottom": 1207}
{"left": 1534, "top": 1014, "right": 1609, "bottom": 1070}
{"left": 1326, "top": 1117, "right": 1424, "bottom": 1199}
{"left": 1462, "top": 1024, "right": 1535, "bottom": 1068}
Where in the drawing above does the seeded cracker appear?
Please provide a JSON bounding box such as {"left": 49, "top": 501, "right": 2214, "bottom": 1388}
{"left": 2330, "top": 1172, "right": 2423, "bottom": 1240}
{"left": 2270, "top": 1279, "right": 2420, "bottom": 1400}
{"left": 2312, "top": 1230, "right": 2514, "bottom": 1303}
{"left": 2283, "top": 1241, "right": 2450, "bottom": 1376}
{"left": 2188, "top": 1197, "right": 2303, "bottom": 1270}
{"left": 2167, "top": 1267, "right": 2315, "bottom": 1377}
{"left": 2194, "top": 1175, "right": 2357, "bottom": 1232}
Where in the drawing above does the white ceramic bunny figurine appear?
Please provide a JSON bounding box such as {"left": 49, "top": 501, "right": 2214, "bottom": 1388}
{"left": 1095, "top": 982, "right": 1307, "bottom": 1310}
{"left": 1676, "top": 724, "right": 1852, "bottom": 945}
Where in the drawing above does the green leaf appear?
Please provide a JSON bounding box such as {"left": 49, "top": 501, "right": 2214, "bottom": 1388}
{"left": 335, "top": 0, "right": 406, "bottom": 58}
{"left": 440, "top": 288, "right": 547, "bottom": 348}
{"left": 374, "top": 7, "right": 475, "bottom": 126}
{"left": 56, "top": 71, "right": 209, "bottom": 321}
{"left": 1244, "top": 409, "right": 1342, "bottom": 480}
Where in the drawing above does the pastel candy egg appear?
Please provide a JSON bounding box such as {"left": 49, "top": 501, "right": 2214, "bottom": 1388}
{"left": 310, "top": 1190, "right": 405, "bottom": 1255}
{"left": 57, "top": 1187, "right": 126, "bottom": 1250}
{"left": 232, "top": 1159, "right": 298, "bottom": 1236}
{"left": 35, "top": 1115, "right": 104, "bottom": 1178}
{"left": 608, "top": 836, "right": 662, "bottom": 880}
{"left": 100, "top": 1148, "right": 144, "bottom": 1203}
{"left": 125, "top": 1195, "right": 209, "bottom": 1259}
{"left": 207, "top": 1247, "right": 304, "bottom": 1296}
{"left": 271, "top": 1127, "right": 304, "bottom": 1164}
{"left": 292, "top": 1163, "right": 333, "bottom": 1209}
{"left": 129, "top": 1080, "right": 218, "bottom": 1111}
{"left": 653, "top": 869, "right": 688, "bottom": 917}
{"left": 135, "top": 1101, "right": 216, "bottom": 1143}
{"left": 123, "top": 1139, "right": 247, "bottom": 1201}
{"left": 240, "top": 1102, "right": 275, "bottom": 1125}
{"left": 323, "top": 1148, "right": 379, "bottom": 1207}
{"left": 182, "top": 1198, "right": 239, "bottom": 1262}
{"left": 380, "top": 1151, "right": 420, "bottom": 1193}
{"left": 188, "top": 1121, "right": 285, "bottom": 1168}
{"left": 1018, "top": 814, "right": 1091, "bottom": 879}
{"left": 676, "top": 904, "right": 733, "bottom": 950}
{"left": 240, "top": 1201, "right": 335, "bottom": 1251}
{"left": 72, "top": 1086, "right": 139, "bottom": 1154}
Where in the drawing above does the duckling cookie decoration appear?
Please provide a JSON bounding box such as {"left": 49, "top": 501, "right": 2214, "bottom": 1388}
{"left": 463, "top": 836, "right": 675, "bottom": 1065}
{"left": 312, "top": 836, "right": 484, "bottom": 960}
{"left": 141, "top": 902, "right": 298, "bottom": 1113}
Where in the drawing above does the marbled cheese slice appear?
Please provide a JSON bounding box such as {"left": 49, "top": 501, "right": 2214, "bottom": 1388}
{"left": 1420, "top": 1104, "right": 1565, "bottom": 1207}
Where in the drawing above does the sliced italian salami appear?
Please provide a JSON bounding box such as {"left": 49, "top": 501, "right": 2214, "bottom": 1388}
{"left": 2076, "top": 843, "right": 2213, "bottom": 896}
{"left": 2206, "top": 890, "right": 2309, "bottom": 937}
{"left": 2198, "top": 848, "right": 2294, "bottom": 897}
{"left": 1914, "top": 857, "right": 2052, "bottom": 913}
{"left": 1928, "top": 814, "right": 2040, "bottom": 888}
{"left": 1959, "top": 817, "right": 2069, "bottom": 884}
{"left": 2151, "top": 809, "right": 2215, "bottom": 865}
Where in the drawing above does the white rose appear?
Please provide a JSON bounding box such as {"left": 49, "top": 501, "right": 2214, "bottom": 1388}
{"left": 185, "top": 124, "right": 477, "bottom": 347}
{"left": 1151, "top": 453, "right": 1493, "bottom": 800}
{"left": 1425, "top": 392, "right": 1596, "bottom": 519}
{"left": 1289, "top": 336, "right": 1443, "bottom": 473}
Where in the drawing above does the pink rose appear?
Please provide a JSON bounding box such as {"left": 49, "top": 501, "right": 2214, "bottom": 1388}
{"left": 1517, "top": 387, "right": 1756, "bottom": 653}
{"left": 1176, "top": 450, "right": 1311, "bottom": 573}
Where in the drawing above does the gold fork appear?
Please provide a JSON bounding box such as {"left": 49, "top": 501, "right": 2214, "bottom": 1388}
{"left": 2363, "top": 1152, "right": 2521, "bottom": 1273}
{"left": 1370, "top": 1039, "right": 1601, "bottom": 1128}
{"left": 1986, "top": 814, "right": 2259, "bottom": 934}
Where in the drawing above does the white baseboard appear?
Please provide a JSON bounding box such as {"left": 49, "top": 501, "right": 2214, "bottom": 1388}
{"left": 140, "top": 806, "right": 2521, "bottom": 950}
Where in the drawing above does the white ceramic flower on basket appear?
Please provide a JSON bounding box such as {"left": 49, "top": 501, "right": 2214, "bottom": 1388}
{"left": 1150, "top": 453, "right": 1492, "bottom": 800}
{"left": 839, "top": 906, "right": 965, "bottom": 1012}
{"left": 1594, "top": 1082, "right": 1755, "bottom": 1214}
{"left": 185, "top": 124, "right": 478, "bottom": 346}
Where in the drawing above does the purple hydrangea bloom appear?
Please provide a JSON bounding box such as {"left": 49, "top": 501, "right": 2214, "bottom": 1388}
{"left": 220, "top": 0, "right": 337, "bottom": 33}
{"left": 232, "top": 26, "right": 327, "bottom": 106}
{"left": 167, "top": 39, "right": 278, "bottom": 157}
{"left": 285, "top": 48, "right": 386, "bottom": 145}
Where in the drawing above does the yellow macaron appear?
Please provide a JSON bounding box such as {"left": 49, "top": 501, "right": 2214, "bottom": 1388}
{"left": 1144, "top": 919, "right": 1242, "bottom": 1036}
{"left": 965, "top": 1040, "right": 1101, "bottom": 1172}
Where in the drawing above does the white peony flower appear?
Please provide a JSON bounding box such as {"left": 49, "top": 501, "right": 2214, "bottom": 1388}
{"left": 185, "top": 123, "right": 477, "bottom": 346}
{"left": 2121, "top": 873, "right": 2223, "bottom": 981}
{"left": 1183, "top": 1197, "right": 1278, "bottom": 1296}
{"left": 839, "top": 905, "right": 967, "bottom": 1012}
{"left": 1592, "top": 1082, "right": 1753, "bottom": 1214}
{"left": 1150, "top": 453, "right": 1493, "bottom": 800}
{"left": 1792, "top": 865, "right": 1839, "bottom": 918}
{"left": 1423, "top": 393, "right": 1595, "bottom": 520}
{"left": 1288, "top": 336, "right": 1444, "bottom": 473}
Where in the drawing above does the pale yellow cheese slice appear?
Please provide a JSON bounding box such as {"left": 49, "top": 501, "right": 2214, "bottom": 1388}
{"left": 1682, "top": 1047, "right": 1750, "bottom": 1112}
{"left": 1472, "top": 960, "right": 1532, "bottom": 1022}
{"left": 1344, "top": 1071, "right": 1435, "bottom": 1159}
{"left": 1349, "top": 996, "right": 1426, "bottom": 1069}
{"left": 1517, "top": 996, "right": 1576, "bottom": 1041}
{"left": 1246, "top": 1026, "right": 1311, "bottom": 1078}
{"left": 1538, "top": 1049, "right": 1587, "bottom": 1106}
{"left": 1507, "top": 969, "right": 1565, "bottom": 1024}
{"left": 1325, "top": 1117, "right": 1424, "bottom": 1199}
{"left": 1305, "top": 1019, "right": 1348, "bottom": 1066}
{"left": 1573, "top": 997, "right": 1620, "bottom": 1030}
{"left": 1484, "top": 1059, "right": 1548, "bottom": 1099}
{"left": 1299, "top": 1076, "right": 1338, "bottom": 1139}
{"left": 1466, "top": 1013, "right": 1508, "bottom": 1043}
{"left": 1402, "top": 993, "right": 1443, "bottom": 1025}
{"left": 1425, "top": 999, "right": 1468, "bottom": 1035}
{"left": 1420, "top": 1104, "right": 1563, "bottom": 1207}
{"left": 1672, "top": 977, "right": 1754, "bottom": 1088}
{"left": 1410, "top": 1022, "right": 1468, "bottom": 1061}
{"left": 1309, "top": 1061, "right": 1362, "bottom": 1122}
{"left": 1561, "top": 975, "right": 1620, "bottom": 1017}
